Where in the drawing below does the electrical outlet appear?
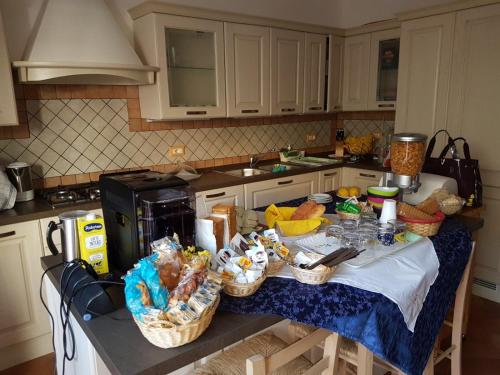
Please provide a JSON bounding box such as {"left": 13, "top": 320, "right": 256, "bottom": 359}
{"left": 306, "top": 133, "right": 316, "bottom": 142}
{"left": 168, "top": 145, "right": 185, "bottom": 157}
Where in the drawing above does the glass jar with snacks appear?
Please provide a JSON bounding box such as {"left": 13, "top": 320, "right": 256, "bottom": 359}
{"left": 378, "top": 223, "right": 395, "bottom": 246}
{"left": 390, "top": 133, "right": 428, "bottom": 177}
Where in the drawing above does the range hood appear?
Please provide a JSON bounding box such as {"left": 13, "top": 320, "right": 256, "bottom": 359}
{"left": 13, "top": 0, "right": 158, "bottom": 85}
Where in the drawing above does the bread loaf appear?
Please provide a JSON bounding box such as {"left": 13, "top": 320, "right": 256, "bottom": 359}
{"left": 290, "top": 201, "right": 326, "bottom": 220}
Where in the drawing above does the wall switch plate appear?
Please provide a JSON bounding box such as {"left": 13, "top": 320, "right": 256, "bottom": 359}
{"left": 168, "top": 145, "right": 185, "bottom": 157}
{"left": 306, "top": 134, "right": 316, "bottom": 142}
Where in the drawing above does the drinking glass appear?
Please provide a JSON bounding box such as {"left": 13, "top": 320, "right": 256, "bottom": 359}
{"left": 388, "top": 219, "right": 406, "bottom": 234}
{"left": 341, "top": 232, "right": 361, "bottom": 249}
{"left": 326, "top": 225, "right": 344, "bottom": 245}
{"left": 340, "top": 219, "right": 358, "bottom": 233}
{"left": 358, "top": 228, "right": 378, "bottom": 249}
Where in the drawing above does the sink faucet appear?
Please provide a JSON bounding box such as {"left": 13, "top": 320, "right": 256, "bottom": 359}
{"left": 249, "top": 156, "right": 259, "bottom": 168}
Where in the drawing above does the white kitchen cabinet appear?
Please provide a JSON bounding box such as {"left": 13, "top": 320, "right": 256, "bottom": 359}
{"left": 444, "top": 3, "right": 500, "bottom": 293}
{"left": 395, "top": 13, "right": 455, "bottom": 154}
{"left": 195, "top": 185, "right": 245, "bottom": 218}
{"left": 0, "top": 221, "right": 51, "bottom": 369}
{"left": 270, "top": 28, "right": 305, "bottom": 115}
{"left": 224, "top": 23, "right": 270, "bottom": 117}
{"left": 303, "top": 33, "right": 327, "bottom": 113}
{"left": 135, "top": 13, "right": 226, "bottom": 119}
{"left": 0, "top": 9, "right": 18, "bottom": 126}
{"left": 244, "top": 173, "right": 317, "bottom": 209}
{"left": 341, "top": 167, "right": 383, "bottom": 195}
{"left": 342, "top": 34, "right": 371, "bottom": 110}
{"left": 318, "top": 169, "right": 341, "bottom": 193}
{"left": 367, "top": 29, "right": 400, "bottom": 110}
{"left": 327, "top": 35, "right": 344, "bottom": 112}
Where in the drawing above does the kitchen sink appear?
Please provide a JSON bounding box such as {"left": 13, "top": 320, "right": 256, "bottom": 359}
{"left": 221, "top": 168, "right": 271, "bottom": 177}
{"left": 258, "top": 163, "right": 302, "bottom": 172}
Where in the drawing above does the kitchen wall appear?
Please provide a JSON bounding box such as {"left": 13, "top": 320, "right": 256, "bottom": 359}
{"left": 0, "top": 85, "right": 333, "bottom": 187}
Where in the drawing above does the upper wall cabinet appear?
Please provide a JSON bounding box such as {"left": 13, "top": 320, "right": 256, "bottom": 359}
{"left": 342, "top": 29, "right": 400, "bottom": 111}
{"left": 342, "top": 34, "right": 371, "bottom": 110}
{"left": 327, "top": 35, "right": 344, "bottom": 112}
{"left": 0, "top": 9, "right": 18, "bottom": 126}
{"left": 225, "top": 23, "right": 270, "bottom": 117}
{"left": 368, "top": 29, "right": 400, "bottom": 110}
{"left": 395, "top": 13, "right": 455, "bottom": 147}
{"left": 270, "top": 28, "right": 305, "bottom": 115}
{"left": 134, "top": 14, "right": 226, "bottom": 120}
{"left": 303, "top": 33, "right": 327, "bottom": 113}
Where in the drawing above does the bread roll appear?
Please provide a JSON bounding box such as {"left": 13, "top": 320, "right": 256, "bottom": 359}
{"left": 290, "top": 201, "right": 326, "bottom": 220}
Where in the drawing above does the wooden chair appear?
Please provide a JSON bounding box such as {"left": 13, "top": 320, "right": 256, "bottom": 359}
{"left": 288, "top": 242, "right": 476, "bottom": 375}
{"left": 193, "top": 329, "right": 341, "bottom": 375}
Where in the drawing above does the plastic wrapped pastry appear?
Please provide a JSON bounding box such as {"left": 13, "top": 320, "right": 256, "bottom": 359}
{"left": 124, "top": 270, "right": 154, "bottom": 321}
{"left": 137, "top": 254, "right": 169, "bottom": 311}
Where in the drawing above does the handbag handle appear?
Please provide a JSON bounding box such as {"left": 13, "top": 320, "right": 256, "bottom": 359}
{"left": 424, "top": 129, "right": 454, "bottom": 161}
{"left": 437, "top": 137, "right": 471, "bottom": 160}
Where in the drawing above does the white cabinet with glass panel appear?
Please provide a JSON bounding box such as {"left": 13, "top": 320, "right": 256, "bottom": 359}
{"left": 134, "top": 13, "right": 226, "bottom": 119}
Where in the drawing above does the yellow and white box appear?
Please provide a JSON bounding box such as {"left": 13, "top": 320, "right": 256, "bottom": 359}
{"left": 77, "top": 215, "right": 109, "bottom": 275}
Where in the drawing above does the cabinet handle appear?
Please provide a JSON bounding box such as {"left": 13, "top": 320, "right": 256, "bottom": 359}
{"left": 359, "top": 173, "right": 376, "bottom": 178}
{"left": 324, "top": 172, "right": 337, "bottom": 177}
{"left": 281, "top": 108, "right": 295, "bottom": 113}
{"left": 378, "top": 104, "right": 394, "bottom": 108}
{"left": 334, "top": 105, "right": 342, "bottom": 109}
{"left": 0, "top": 230, "right": 16, "bottom": 238}
{"left": 278, "top": 180, "right": 293, "bottom": 185}
{"left": 186, "top": 110, "right": 207, "bottom": 115}
{"left": 308, "top": 106, "right": 322, "bottom": 111}
{"left": 206, "top": 192, "right": 226, "bottom": 199}
{"left": 241, "top": 109, "right": 259, "bottom": 114}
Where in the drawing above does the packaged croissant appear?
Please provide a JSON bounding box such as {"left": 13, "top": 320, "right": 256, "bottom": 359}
{"left": 152, "top": 237, "right": 186, "bottom": 291}
{"left": 124, "top": 270, "right": 156, "bottom": 322}
{"left": 136, "top": 255, "right": 170, "bottom": 311}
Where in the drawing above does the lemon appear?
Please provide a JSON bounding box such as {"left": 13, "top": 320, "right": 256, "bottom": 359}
{"left": 338, "top": 187, "right": 349, "bottom": 197}
{"left": 348, "top": 186, "right": 361, "bottom": 197}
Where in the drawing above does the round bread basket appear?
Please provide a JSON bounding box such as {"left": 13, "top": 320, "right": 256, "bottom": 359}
{"left": 399, "top": 211, "right": 445, "bottom": 237}
{"left": 290, "top": 253, "right": 336, "bottom": 285}
{"left": 223, "top": 271, "right": 267, "bottom": 297}
{"left": 133, "top": 296, "right": 220, "bottom": 348}
{"left": 267, "top": 259, "right": 285, "bottom": 276}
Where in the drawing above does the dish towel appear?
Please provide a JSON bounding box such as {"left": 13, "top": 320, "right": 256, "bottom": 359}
{"left": 274, "top": 237, "right": 439, "bottom": 332}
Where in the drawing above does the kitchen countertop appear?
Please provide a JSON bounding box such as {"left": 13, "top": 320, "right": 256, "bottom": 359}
{"left": 41, "top": 254, "right": 282, "bottom": 375}
{"left": 0, "top": 158, "right": 388, "bottom": 226}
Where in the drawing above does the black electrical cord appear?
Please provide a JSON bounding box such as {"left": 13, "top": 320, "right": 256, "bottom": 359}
{"left": 39, "top": 262, "right": 64, "bottom": 375}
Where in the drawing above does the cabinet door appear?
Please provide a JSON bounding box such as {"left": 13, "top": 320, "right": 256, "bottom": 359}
{"left": 0, "top": 221, "right": 49, "bottom": 348}
{"left": 270, "top": 28, "right": 305, "bottom": 115}
{"left": 395, "top": 13, "right": 455, "bottom": 154}
{"left": 303, "top": 33, "right": 327, "bottom": 113}
{"left": 342, "top": 34, "right": 371, "bottom": 110}
{"left": 327, "top": 35, "right": 344, "bottom": 112}
{"left": 341, "top": 168, "right": 382, "bottom": 195}
{"left": 195, "top": 185, "right": 245, "bottom": 218}
{"left": 244, "top": 173, "right": 317, "bottom": 209}
{"left": 445, "top": 4, "right": 500, "bottom": 287}
{"left": 318, "top": 169, "right": 341, "bottom": 193}
{"left": 367, "top": 29, "right": 400, "bottom": 110}
{"left": 136, "top": 14, "right": 226, "bottom": 119}
{"left": 225, "top": 23, "right": 270, "bottom": 117}
{"left": 0, "top": 9, "right": 18, "bottom": 126}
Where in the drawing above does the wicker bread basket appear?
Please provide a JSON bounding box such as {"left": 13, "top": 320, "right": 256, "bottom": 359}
{"left": 267, "top": 259, "right": 285, "bottom": 276}
{"left": 290, "top": 253, "right": 336, "bottom": 285}
{"left": 223, "top": 271, "right": 267, "bottom": 297}
{"left": 399, "top": 211, "right": 445, "bottom": 237}
{"left": 134, "top": 296, "right": 220, "bottom": 348}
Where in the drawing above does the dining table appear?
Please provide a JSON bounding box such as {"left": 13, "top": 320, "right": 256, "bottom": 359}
{"left": 218, "top": 192, "right": 475, "bottom": 375}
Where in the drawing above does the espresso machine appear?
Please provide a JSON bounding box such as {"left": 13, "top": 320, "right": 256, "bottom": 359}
{"left": 382, "top": 133, "right": 458, "bottom": 204}
{"left": 99, "top": 171, "right": 195, "bottom": 272}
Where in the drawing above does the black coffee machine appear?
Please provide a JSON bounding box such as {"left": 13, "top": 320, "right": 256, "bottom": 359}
{"left": 99, "top": 171, "right": 195, "bottom": 272}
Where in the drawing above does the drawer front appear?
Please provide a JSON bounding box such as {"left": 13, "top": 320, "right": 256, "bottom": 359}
{"left": 195, "top": 185, "right": 245, "bottom": 218}
{"left": 318, "top": 169, "right": 341, "bottom": 193}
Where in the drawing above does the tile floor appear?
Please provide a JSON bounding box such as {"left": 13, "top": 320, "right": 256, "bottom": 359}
{"left": 1, "top": 295, "right": 498, "bottom": 375}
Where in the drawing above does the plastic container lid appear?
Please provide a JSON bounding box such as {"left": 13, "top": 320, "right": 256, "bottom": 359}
{"left": 391, "top": 133, "right": 427, "bottom": 142}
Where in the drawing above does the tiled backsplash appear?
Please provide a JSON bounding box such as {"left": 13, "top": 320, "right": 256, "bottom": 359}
{"left": 0, "top": 99, "right": 331, "bottom": 179}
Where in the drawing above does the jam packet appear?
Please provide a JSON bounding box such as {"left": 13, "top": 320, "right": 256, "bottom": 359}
{"left": 166, "top": 302, "right": 198, "bottom": 325}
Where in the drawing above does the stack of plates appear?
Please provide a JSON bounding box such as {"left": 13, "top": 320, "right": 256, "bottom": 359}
{"left": 308, "top": 193, "right": 333, "bottom": 204}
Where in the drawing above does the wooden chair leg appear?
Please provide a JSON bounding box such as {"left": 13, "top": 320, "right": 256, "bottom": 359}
{"left": 357, "top": 344, "right": 373, "bottom": 375}
{"left": 246, "top": 354, "right": 266, "bottom": 375}
{"left": 322, "top": 333, "right": 341, "bottom": 375}
{"left": 338, "top": 358, "right": 347, "bottom": 375}
{"left": 422, "top": 353, "right": 434, "bottom": 375}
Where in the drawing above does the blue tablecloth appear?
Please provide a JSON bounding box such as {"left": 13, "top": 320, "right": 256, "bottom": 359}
{"left": 219, "top": 193, "right": 472, "bottom": 375}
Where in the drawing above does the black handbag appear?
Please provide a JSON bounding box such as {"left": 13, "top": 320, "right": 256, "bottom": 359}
{"left": 422, "top": 130, "right": 483, "bottom": 207}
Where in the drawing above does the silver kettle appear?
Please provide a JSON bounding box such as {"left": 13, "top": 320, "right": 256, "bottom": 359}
{"left": 47, "top": 210, "right": 89, "bottom": 262}
{"left": 6, "top": 162, "right": 34, "bottom": 202}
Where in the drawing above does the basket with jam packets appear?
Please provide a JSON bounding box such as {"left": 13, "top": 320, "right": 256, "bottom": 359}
{"left": 124, "top": 237, "right": 222, "bottom": 348}
{"left": 216, "top": 229, "right": 290, "bottom": 296}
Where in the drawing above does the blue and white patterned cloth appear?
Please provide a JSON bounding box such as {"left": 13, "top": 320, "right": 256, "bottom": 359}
{"left": 218, "top": 194, "right": 472, "bottom": 375}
